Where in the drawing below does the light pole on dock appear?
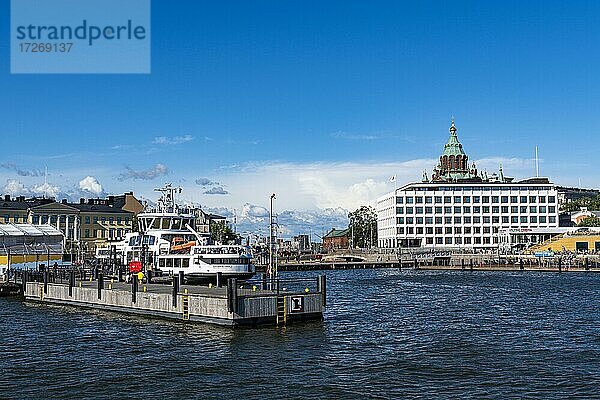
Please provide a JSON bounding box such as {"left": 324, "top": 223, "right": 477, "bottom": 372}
{"left": 269, "top": 193, "right": 277, "bottom": 280}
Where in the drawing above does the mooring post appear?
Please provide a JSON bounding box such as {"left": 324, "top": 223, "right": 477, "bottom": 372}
{"left": 318, "top": 275, "right": 327, "bottom": 307}
{"left": 97, "top": 273, "right": 103, "bottom": 300}
{"left": 69, "top": 270, "right": 74, "bottom": 297}
{"left": 43, "top": 269, "right": 48, "bottom": 294}
{"left": 172, "top": 275, "right": 179, "bottom": 308}
{"left": 146, "top": 270, "right": 153, "bottom": 284}
{"left": 461, "top": 259, "right": 465, "bottom": 270}
{"left": 216, "top": 272, "right": 222, "bottom": 288}
{"left": 413, "top": 259, "right": 418, "bottom": 270}
{"left": 118, "top": 267, "right": 123, "bottom": 282}
{"left": 585, "top": 257, "right": 589, "bottom": 271}
{"left": 132, "top": 275, "right": 138, "bottom": 303}
{"left": 261, "top": 273, "right": 267, "bottom": 290}
{"left": 179, "top": 271, "right": 185, "bottom": 287}
{"left": 226, "top": 278, "right": 238, "bottom": 313}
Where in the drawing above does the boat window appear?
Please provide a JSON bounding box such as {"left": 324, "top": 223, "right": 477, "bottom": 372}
{"left": 174, "top": 258, "right": 181, "bottom": 269}
{"left": 159, "top": 259, "right": 165, "bottom": 268}
{"left": 182, "top": 258, "right": 189, "bottom": 268}
{"left": 166, "top": 258, "right": 173, "bottom": 269}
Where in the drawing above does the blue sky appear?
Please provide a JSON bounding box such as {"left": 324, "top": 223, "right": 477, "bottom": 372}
{"left": 1, "top": 0, "right": 599, "bottom": 235}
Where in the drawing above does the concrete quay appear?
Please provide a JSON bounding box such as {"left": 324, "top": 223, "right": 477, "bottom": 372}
{"left": 22, "top": 274, "right": 326, "bottom": 327}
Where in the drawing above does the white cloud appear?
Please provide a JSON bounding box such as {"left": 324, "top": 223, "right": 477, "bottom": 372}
{"left": 78, "top": 176, "right": 103, "bottom": 195}
{"left": 31, "top": 182, "right": 60, "bottom": 198}
{"left": 118, "top": 164, "right": 169, "bottom": 181}
{"left": 2, "top": 179, "right": 30, "bottom": 196}
{"left": 153, "top": 135, "right": 194, "bottom": 145}
{"left": 204, "top": 186, "right": 229, "bottom": 195}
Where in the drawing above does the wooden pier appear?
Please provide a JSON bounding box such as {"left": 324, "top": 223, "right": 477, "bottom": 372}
{"left": 22, "top": 273, "right": 326, "bottom": 327}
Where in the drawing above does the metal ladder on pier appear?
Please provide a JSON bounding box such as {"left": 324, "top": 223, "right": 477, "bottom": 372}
{"left": 182, "top": 294, "right": 190, "bottom": 321}
{"left": 276, "top": 296, "right": 286, "bottom": 326}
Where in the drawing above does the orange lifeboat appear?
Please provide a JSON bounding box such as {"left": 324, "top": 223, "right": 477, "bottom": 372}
{"left": 170, "top": 237, "right": 196, "bottom": 253}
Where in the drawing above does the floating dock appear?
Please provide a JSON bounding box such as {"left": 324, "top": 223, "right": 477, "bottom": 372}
{"left": 22, "top": 273, "right": 326, "bottom": 327}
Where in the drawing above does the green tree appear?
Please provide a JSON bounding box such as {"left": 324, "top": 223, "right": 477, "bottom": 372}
{"left": 561, "top": 195, "right": 600, "bottom": 212}
{"left": 210, "top": 221, "right": 238, "bottom": 243}
{"left": 348, "top": 205, "right": 377, "bottom": 248}
{"left": 578, "top": 216, "right": 600, "bottom": 227}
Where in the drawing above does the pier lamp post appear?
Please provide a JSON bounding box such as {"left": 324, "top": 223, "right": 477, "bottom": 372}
{"left": 269, "top": 193, "right": 276, "bottom": 280}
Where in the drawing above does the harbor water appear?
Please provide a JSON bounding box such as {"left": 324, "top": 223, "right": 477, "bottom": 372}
{"left": 1, "top": 269, "right": 599, "bottom": 399}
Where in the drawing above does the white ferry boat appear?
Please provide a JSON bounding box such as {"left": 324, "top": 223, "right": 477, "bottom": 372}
{"left": 96, "top": 184, "right": 255, "bottom": 283}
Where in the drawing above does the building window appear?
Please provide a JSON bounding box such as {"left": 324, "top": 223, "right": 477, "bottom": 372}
{"left": 483, "top": 227, "right": 491, "bottom": 234}
{"left": 41, "top": 216, "right": 48, "bottom": 224}
{"left": 549, "top": 216, "right": 556, "bottom": 223}
{"left": 416, "top": 227, "right": 423, "bottom": 234}
{"left": 529, "top": 196, "right": 536, "bottom": 203}
{"left": 520, "top": 216, "right": 527, "bottom": 223}
{"left": 435, "top": 206, "right": 442, "bottom": 213}
{"left": 473, "top": 206, "right": 481, "bottom": 213}
{"left": 443, "top": 206, "right": 451, "bottom": 213}
{"left": 397, "top": 207, "right": 404, "bottom": 214}
{"left": 444, "top": 197, "right": 451, "bottom": 204}
{"left": 444, "top": 217, "right": 452, "bottom": 224}
{"left": 397, "top": 217, "right": 404, "bottom": 224}
{"left": 463, "top": 196, "right": 471, "bottom": 203}
{"left": 520, "top": 196, "right": 527, "bottom": 203}
{"left": 425, "top": 217, "right": 433, "bottom": 224}
{"left": 406, "top": 217, "right": 414, "bottom": 224}
{"left": 483, "top": 216, "right": 490, "bottom": 223}
{"left": 464, "top": 227, "right": 471, "bottom": 234}
{"left": 463, "top": 206, "right": 471, "bottom": 213}
{"left": 101, "top": 217, "right": 107, "bottom": 223}
{"left": 510, "top": 196, "right": 518, "bottom": 203}
{"left": 454, "top": 217, "right": 462, "bottom": 224}
{"left": 492, "top": 206, "right": 499, "bottom": 213}
{"left": 454, "top": 206, "right": 461, "bottom": 213}
{"left": 435, "top": 217, "right": 442, "bottom": 224}
{"left": 492, "top": 196, "right": 499, "bottom": 203}
{"left": 530, "top": 216, "right": 538, "bottom": 223}
{"left": 84, "top": 229, "right": 90, "bottom": 238}
{"left": 407, "top": 227, "right": 414, "bottom": 234}
{"left": 483, "top": 206, "right": 490, "bottom": 213}
{"left": 109, "top": 217, "right": 115, "bottom": 224}
{"left": 396, "top": 197, "right": 404, "bottom": 204}
{"left": 426, "top": 237, "right": 433, "bottom": 244}
{"left": 85, "top": 216, "right": 91, "bottom": 224}
{"left": 93, "top": 216, "right": 99, "bottom": 223}
{"left": 511, "top": 216, "right": 518, "bottom": 223}
{"left": 511, "top": 206, "right": 518, "bottom": 213}
{"left": 482, "top": 196, "right": 490, "bottom": 203}
{"left": 454, "top": 196, "right": 461, "bottom": 203}
{"left": 539, "top": 206, "right": 546, "bottom": 213}
{"left": 416, "top": 207, "right": 423, "bottom": 214}
{"left": 406, "top": 197, "right": 414, "bottom": 204}
{"left": 406, "top": 207, "right": 414, "bottom": 214}
{"left": 464, "top": 216, "right": 471, "bottom": 223}
{"left": 539, "top": 196, "right": 546, "bottom": 203}
{"left": 435, "top": 227, "right": 442, "bottom": 234}
{"left": 540, "top": 216, "right": 547, "bottom": 223}
{"left": 436, "top": 237, "right": 443, "bottom": 244}
{"left": 425, "top": 207, "right": 432, "bottom": 214}
{"left": 125, "top": 217, "right": 130, "bottom": 225}
{"left": 501, "top": 206, "right": 508, "bottom": 213}
{"left": 425, "top": 197, "right": 432, "bottom": 204}
{"left": 445, "top": 227, "right": 452, "bottom": 234}
{"left": 530, "top": 206, "right": 537, "bottom": 213}
{"left": 474, "top": 227, "right": 481, "bottom": 234}
{"left": 454, "top": 227, "right": 462, "bottom": 234}
{"left": 473, "top": 196, "right": 480, "bottom": 203}
{"left": 445, "top": 237, "right": 453, "bottom": 244}
{"left": 33, "top": 216, "right": 39, "bottom": 224}
{"left": 501, "top": 196, "right": 508, "bottom": 203}
{"left": 117, "top": 217, "right": 122, "bottom": 224}
{"left": 455, "top": 237, "right": 462, "bottom": 244}
{"left": 50, "top": 215, "right": 57, "bottom": 223}
{"left": 435, "top": 196, "right": 442, "bottom": 204}
{"left": 492, "top": 217, "right": 500, "bottom": 223}
{"left": 416, "top": 217, "right": 423, "bottom": 224}
{"left": 473, "top": 216, "right": 481, "bottom": 223}
{"left": 415, "top": 197, "right": 423, "bottom": 204}
{"left": 520, "top": 206, "right": 527, "bottom": 213}
{"left": 426, "top": 227, "right": 433, "bottom": 234}
{"left": 483, "top": 237, "right": 491, "bottom": 244}
{"left": 464, "top": 237, "right": 472, "bottom": 244}
{"left": 474, "top": 237, "right": 481, "bottom": 244}
{"left": 3, "top": 215, "right": 8, "bottom": 223}
{"left": 93, "top": 229, "right": 98, "bottom": 237}
{"left": 549, "top": 206, "right": 556, "bottom": 213}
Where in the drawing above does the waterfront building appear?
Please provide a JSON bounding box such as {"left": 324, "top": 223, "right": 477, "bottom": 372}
{"left": 377, "top": 120, "right": 559, "bottom": 249}
{"left": 323, "top": 228, "right": 350, "bottom": 250}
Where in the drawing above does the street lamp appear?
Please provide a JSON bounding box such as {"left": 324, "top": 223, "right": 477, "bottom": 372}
{"left": 269, "top": 193, "right": 276, "bottom": 280}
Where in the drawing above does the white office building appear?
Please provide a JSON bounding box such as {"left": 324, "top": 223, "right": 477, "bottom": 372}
{"left": 376, "top": 120, "right": 559, "bottom": 249}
